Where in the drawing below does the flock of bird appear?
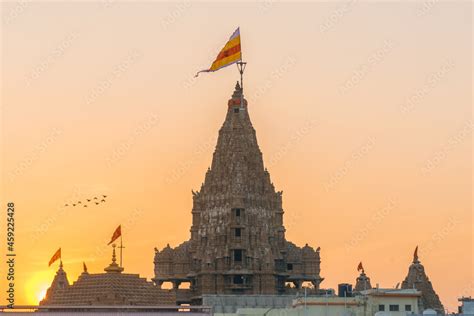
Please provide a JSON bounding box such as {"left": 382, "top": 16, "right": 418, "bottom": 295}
{"left": 64, "top": 195, "right": 107, "bottom": 207}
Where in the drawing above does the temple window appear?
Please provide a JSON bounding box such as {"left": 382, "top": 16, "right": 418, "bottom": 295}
{"left": 378, "top": 305, "right": 385, "bottom": 311}
{"left": 234, "top": 108, "right": 239, "bottom": 113}
{"left": 287, "top": 263, "right": 293, "bottom": 271}
{"left": 235, "top": 228, "right": 241, "bottom": 237}
{"left": 405, "top": 305, "right": 412, "bottom": 312}
{"left": 234, "top": 249, "right": 242, "bottom": 262}
{"left": 389, "top": 305, "right": 399, "bottom": 312}
{"left": 233, "top": 275, "right": 244, "bottom": 284}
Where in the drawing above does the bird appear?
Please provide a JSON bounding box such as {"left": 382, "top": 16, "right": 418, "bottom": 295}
{"left": 94, "top": 197, "right": 98, "bottom": 200}
{"left": 95, "top": 202, "right": 99, "bottom": 205}
{"left": 103, "top": 195, "right": 107, "bottom": 198}
{"left": 65, "top": 204, "right": 69, "bottom": 207}
{"left": 101, "top": 199, "right": 106, "bottom": 202}
{"left": 87, "top": 199, "right": 91, "bottom": 202}
{"left": 84, "top": 205, "right": 87, "bottom": 208}
{"left": 73, "top": 204, "right": 76, "bottom": 206}
{"left": 78, "top": 201, "right": 81, "bottom": 204}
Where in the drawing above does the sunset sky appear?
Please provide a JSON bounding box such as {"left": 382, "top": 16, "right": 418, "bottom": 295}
{"left": 1, "top": 1, "right": 472, "bottom": 312}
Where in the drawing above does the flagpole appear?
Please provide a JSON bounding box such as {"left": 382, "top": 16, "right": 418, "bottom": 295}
{"left": 237, "top": 61, "right": 246, "bottom": 109}
{"left": 119, "top": 235, "right": 123, "bottom": 267}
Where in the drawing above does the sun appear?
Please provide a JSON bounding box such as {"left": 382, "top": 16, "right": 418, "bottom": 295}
{"left": 37, "top": 288, "right": 47, "bottom": 303}
{"left": 24, "top": 270, "right": 52, "bottom": 305}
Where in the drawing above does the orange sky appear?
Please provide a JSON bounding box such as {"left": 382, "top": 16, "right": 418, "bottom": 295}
{"left": 0, "top": 1, "right": 472, "bottom": 312}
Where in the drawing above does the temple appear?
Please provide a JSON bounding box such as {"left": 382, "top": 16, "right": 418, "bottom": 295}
{"left": 153, "top": 82, "right": 323, "bottom": 303}
{"left": 354, "top": 263, "right": 372, "bottom": 292}
{"left": 401, "top": 247, "right": 445, "bottom": 313}
{"left": 41, "top": 245, "right": 175, "bottom": 307}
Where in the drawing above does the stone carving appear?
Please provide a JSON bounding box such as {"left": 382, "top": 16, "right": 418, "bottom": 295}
{"left": 154, "top": 83, "right": 323, "bottom": 303}
{"left": 41, "top": 248, "right": 175, "bottom": 306}
{"left": 401, "top": 247, "right": 444, "bottom": 313}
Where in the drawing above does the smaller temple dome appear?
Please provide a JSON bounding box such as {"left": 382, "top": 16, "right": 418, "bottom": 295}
{"left": 354, "top": 262, "right": 372, "bottom": 292}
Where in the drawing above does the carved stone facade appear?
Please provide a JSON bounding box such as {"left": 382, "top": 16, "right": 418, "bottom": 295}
{"left": 41, "top": 246, "right": 175, "bottom": 307}
{"left": 154, "top": 83, "right": 323, "bottom": 302}
{"left": 401, "top": 249, "right": 444, "bottom": 313}
{"left": 354, "top": 270, "right": 372, "bottom": 292}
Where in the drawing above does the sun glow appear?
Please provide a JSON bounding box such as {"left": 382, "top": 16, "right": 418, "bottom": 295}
{"left": 24, "top": 271, "right": 53, "bottom": 305}
{"left": 36, "top": 288, "right": 47, "bottom": 303}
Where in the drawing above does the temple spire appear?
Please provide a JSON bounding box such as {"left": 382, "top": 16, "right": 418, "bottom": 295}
{"left": 354, "top": 262, "right": 372, "bottom": 292}
{"left": 104, "top": 244, "right": 124, "bottom": 273}
{"left": 413, "top": 245, "right": 419, "bottom": 263}
{"left": 401, "top": 246, "right": 444, "bottom": 313}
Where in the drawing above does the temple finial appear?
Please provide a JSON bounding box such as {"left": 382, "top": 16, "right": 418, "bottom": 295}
{"left": 112, "top": 244, "right": 117, "bottom": 263}
{"left": 235, "top": 81, "right": 241, "bottom": 91}
{"left": 83, "top": 262, "right": 88, "bottom": 273}
{"left": 104, "top": 243, "right": 124, "bottom": 273}
{"left": 413, "top": 246, "right": 419, "bottom": 263}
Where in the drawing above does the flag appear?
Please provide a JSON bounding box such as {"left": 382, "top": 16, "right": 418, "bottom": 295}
{"left": 413, "top": 246, "right": 419, "bottom": 261}
{"left": 195, "top": 27, "right": 242, "bottom": 77}
{"left": 108, "top": 225, "right": 121, "bottom": 245}
{"left": 83, "top": 262, "right": 88, "bottom": 272}
{"left": 49, "top": 248, "right": 61, "bottom": 267}
{"left": 357, "top": 262, "right": 364, "bottom": 272}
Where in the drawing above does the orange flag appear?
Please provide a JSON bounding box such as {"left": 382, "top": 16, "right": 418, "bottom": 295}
{"left": 83, "top": 262, "right": 88, "bottom": 272}
{"left": 48, "top": 248, "right": 61, "bottom": 266}
{"left": 195, "top": 27, "right": 242, "bottom": 77}
{"left": 107, "top": 225, "right": 121, "bottom": 245}
{"left": 357, "top": 262, "right": 364, "bottom": 272}
{"left": 414, "top": 246, "right": 419, "bottom": 262}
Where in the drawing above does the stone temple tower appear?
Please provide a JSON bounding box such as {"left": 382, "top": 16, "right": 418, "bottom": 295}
{"left": 401, "top": 247, "right": 444, "bottom": 314}
{"left": 154, "top": 83, "right": 323, "bottom": 303}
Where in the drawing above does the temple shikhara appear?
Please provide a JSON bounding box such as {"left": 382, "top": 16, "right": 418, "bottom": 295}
{"left": 40, "top": 83, "right": 445, "bottom": 314}
{"left": 153, "top": 82, "right": 322, "bottom": 301}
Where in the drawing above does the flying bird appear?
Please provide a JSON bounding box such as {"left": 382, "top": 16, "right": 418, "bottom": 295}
{"left": 73, "top": 204, "right": 76, "bottom": 206}
{"left": 78, "top": 201, "right": 81, "bottom": 204}
{"left": 103, "top": 195, "right": 107, "bottom": 198}
{"left": 95, "top": 202, "right": 99, "bottom": 205}
{"left": 101, "top": 199, "right": 106, "bottom": 202}
{"left": 87, "top": 199, "right": 91, "bottom": 202}
{"left": 84, "top": 205, "right": 87, "bottom": 208}
{"left": 65, "top": 204, "right": 69, "bottom": 206}
{"left": 94, "top": 197, "right": 98, "bottom": 200}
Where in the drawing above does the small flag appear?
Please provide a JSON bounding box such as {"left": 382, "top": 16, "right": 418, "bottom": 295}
{"left": 195, "top": 27, "right": 242, "bottom": 77}
{"left": 83, "top": 262, "right": 88, "bottom": 273}
{"left": 413, "top": 246, "right": 419, "bottom": 262}
{"left": 108, "top": 225, "right": 121, "bottom": 245}
{"left": 49, "top": 248, "right": 61, "bottom": 267}
{"left": 357, "top": 262, "right": 364, "bottom": 272}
